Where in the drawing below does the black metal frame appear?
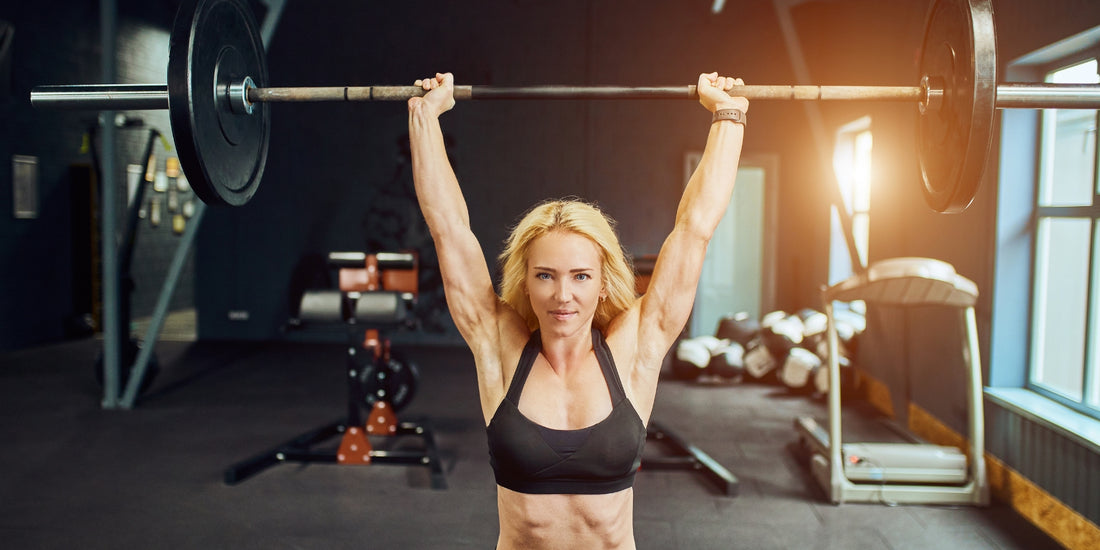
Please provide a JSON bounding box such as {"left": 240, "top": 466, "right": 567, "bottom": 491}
{"left": 223, "top": 418, "right": 446, "bottom": 489}
{"left": 90, "top": 125, "right": 162, "bottom": 401}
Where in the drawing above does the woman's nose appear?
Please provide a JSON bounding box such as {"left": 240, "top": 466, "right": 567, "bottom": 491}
{"left": 554, "top": 281, "right": 572, "bottom": 302}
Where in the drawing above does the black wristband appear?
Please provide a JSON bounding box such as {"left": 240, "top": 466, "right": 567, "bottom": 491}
{"left": 712, "top": 109, "right": 747, "bottom": 126}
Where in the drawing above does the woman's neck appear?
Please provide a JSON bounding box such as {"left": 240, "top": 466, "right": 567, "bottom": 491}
{"left": 539, "top": 327, "right": 594, "bottom": 374}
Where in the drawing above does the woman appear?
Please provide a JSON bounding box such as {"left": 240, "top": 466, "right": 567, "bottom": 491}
{"left": 408, "top": 71, "right": 747, "bottom": 550}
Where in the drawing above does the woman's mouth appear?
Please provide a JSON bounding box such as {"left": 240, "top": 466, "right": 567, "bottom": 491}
{"left": 549, "top": 310, "right": 576, "bottom": 322}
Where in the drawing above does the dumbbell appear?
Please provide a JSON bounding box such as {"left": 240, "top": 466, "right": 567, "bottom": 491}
{"left": 760, "top": 310, "right": 788, "bottom": 330}
{"left": 708, "top": 340, "right": 745, "bottom": 380}
{"left": 715, "top": 312, "right": 761, "bottom": 346}
{"left": 777, "top": 347, "right": 823, "bottom": 391}
{"left": 811, "top": 334, "right": 854, "bottom": 367}
{"left": 672, "top": 336, "right": 744, "bottom": 380}
{"left": 797, "top": 308, "right": 827, "bottom": 340}
{"left": 743, "top": 312, "right": 794, "bottom": 380}
{"left": 672, "top": 336, "right": 717, "bottom": 380}
{"left": 833, "top": 307, "right": 867, "bottom": 336}
{"left": 742, "top": 338, "right": 775, "bottom": 380}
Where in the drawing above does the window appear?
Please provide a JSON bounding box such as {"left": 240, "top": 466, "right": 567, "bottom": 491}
{"left": 1030, "top": 59, "right": 1100, "bottom": 417}
{"left": 829, "top": 117, "right": 872, "bottom": 286}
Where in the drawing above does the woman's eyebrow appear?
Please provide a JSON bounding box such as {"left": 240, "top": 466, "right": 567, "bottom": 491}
{"left": 530, "top": 266, "right": 595, "bottom": 273}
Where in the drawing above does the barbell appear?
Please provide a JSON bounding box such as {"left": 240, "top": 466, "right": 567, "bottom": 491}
{"left": 29, "top": 0, "right": 1100, "bottom": 212}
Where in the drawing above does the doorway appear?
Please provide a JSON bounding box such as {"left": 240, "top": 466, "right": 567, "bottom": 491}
{"left": 689, "top": 154, "right": 778, "bottom": 337}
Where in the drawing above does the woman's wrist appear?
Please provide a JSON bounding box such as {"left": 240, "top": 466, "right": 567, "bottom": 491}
{"left": 409, "top": 100, "right": 440, "bottom": 122}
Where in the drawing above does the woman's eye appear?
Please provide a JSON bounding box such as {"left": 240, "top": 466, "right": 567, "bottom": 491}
{"left": 575, "top": 273, "right": 590, "bottom": 281}
{"left": 536, "top": 273, "right": 551, "bottom": 280}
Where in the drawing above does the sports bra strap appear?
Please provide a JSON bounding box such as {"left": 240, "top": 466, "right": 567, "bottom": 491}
{"left": 591, "top": 329, "right": 627, "bottom": 403}
{"left": 504, "top": 330, "right": 542, "bottom": 404}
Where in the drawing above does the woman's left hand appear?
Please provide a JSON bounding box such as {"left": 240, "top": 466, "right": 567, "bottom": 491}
{"left": 697, "top": 72, "right": 749, "bottom": 114}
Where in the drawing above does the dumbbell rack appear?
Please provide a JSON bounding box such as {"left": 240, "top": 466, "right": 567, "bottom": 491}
{"left": 223, "top": 252, "right": 446, "bottom": 489}
{"left": 793, "top": 257, "right": 988, "bottom": 506}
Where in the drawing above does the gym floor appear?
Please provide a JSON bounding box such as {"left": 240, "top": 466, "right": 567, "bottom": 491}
{"left": 1, "top": 338, "right": 1063, "bottom": 549}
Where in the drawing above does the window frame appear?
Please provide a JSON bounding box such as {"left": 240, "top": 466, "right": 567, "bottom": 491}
{"left": 828, "top": 116, "right": 873, "bottom": 287}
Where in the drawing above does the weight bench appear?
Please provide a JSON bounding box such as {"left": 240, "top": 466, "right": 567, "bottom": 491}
{"left": 224, "top": 252, "right": 446, "bottom": 489}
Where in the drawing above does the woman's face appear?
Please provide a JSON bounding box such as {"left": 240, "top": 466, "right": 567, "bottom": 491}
{"left": 525, "top": 230, "right": 606, "bottom": 337}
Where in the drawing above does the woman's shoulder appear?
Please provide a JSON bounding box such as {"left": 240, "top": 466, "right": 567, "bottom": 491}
{"left": 464, "top": 314, "right": 533, "bottom": 420}
{"left": 464, "top": 310, "right": 531, "bottom": 369}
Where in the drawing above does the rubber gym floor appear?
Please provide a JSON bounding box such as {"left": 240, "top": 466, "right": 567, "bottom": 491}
{"left": 0, "top": 338, "right": 1063, "bottom": 549}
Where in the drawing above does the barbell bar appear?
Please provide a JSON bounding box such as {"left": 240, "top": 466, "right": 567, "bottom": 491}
{"left": 32, "top": 82, "right": 1100, "bottom": 110}
{"left": 32, "top": 83, "right": 927, "bottom": 109}
{"left": 27, "top": 0, "right": 1100, "bottom": 212}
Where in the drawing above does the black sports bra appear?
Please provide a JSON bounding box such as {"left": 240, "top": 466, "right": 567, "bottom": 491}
{"left": 486, "top": 329, "right": 647, "bottom": 494}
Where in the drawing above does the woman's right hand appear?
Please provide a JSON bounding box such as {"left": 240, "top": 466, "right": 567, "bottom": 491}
{"left": 408, "top": 72, "right": 456, "bottom": 117}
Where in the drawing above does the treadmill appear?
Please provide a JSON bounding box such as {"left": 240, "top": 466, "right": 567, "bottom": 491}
{"left": 794, "top": 257, "right": 989, "bottom": 506}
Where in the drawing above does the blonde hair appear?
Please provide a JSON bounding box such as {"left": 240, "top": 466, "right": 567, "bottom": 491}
{"left": 499, "top": 199, "right": 637, "bottom": 332}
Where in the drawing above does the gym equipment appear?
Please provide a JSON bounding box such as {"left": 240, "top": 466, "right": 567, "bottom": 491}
{"left": 759, "top": 310, "right": 788, "bottom": 329}
{"left": 634, "top": 257, "right": 739, "bottom": 496}
{"left": 672, "top": 337, "right": 712, "bottom": 380}
{"left": 709, "top": 341, "right": 744, "bottom": 379}
{"left": 225, "top": 251, "right": 445, "bottom": 489}
{"left": 747, "top": 313, "right": 804, "bottom": 381}
{"left": 358, "top": 350, "right": 419, "bottom": 413}
{"left": 91, "top": 127, "right": 165, "bottom": 399}
{"left": 167, "top": 0, "right": 268, "bottom": 206}
{"left": 297, "top": 289, "right": 346, "bottom": 323}
{"left": 743, "top": 339, "right": 778, "bottom": 380}
{"left": 672, "top": 335, "right": 747, "bottom": 381}
{"left": 793, "top": 257, "right": 988, "bottom": 506}
{"left": 296, "top": 287, "right": 421, "bottom": 413}
{"left": 777, "top": 347, "right": 822, "bottom": 390}
{"left": 28, "top": 0, "right": 1100, "bottom": 211}
{"left": 797, "top": 309, "right": 828, "bottom": 339}
{"left": 645, "top": 420, "right": 739, "bottom": 496}
{"left": 671, "top": 336, "right": 745, "bottom": 380}
{"left": 94, "top": 338, "right": 158, "bottom": 395}
{"left": 765, "top": 314, "right": 804, "bottom": 352}
{"left": 715, "top": 312, "right": 760, "bottom": 346}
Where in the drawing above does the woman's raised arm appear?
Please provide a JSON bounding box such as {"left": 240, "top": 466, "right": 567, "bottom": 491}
{"left": 407, "top": 73, "right": 502, "bottom": 347}
{"left": 629, "top": 73, "right": 749, "bottom": 368}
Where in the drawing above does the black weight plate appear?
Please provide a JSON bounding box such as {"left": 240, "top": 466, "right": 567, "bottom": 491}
{"left": 359, "top": 355, "right": 420, "bottom": 413}
{"left": 168, "top": 0, "right": 269, "bottom": 206}
{"left": 917, "top": 0, "right": 997, "bottom": 213}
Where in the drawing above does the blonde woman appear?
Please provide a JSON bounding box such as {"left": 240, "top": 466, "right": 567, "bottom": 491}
{"left": 408, "top": 71, "right": 747, "bottom": 550}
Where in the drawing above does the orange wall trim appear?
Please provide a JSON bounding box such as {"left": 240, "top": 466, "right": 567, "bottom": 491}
{"left": 855, "top": 370, "right": 896, "bottom": 419}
